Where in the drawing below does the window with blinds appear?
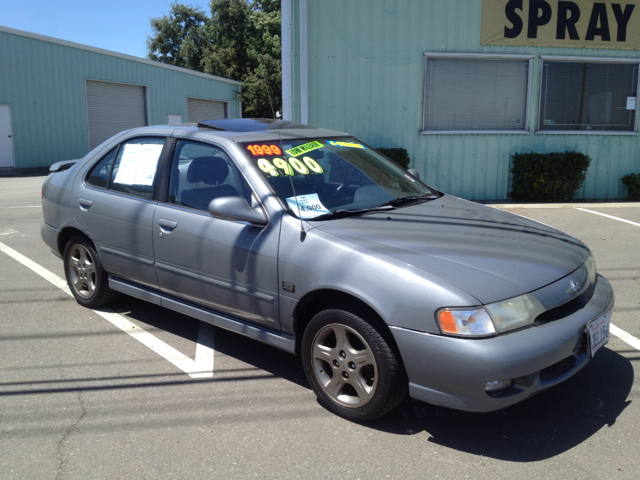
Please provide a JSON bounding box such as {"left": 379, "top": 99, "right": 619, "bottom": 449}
{"left": 539, "top": 60, "right": 638, "bottom": 132}
{"left": 422, "top": 55, "right": 531, "bottom": 133}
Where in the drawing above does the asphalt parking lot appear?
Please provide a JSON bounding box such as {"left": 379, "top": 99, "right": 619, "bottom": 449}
{"left": 1, "top": 174, "right": 638, "bottom": 479}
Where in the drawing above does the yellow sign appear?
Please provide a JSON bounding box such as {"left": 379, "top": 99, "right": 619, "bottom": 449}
{"left": 481, "top": 0, "right": 640, "bottom": 49}
{"left": 285, "top": 141, "right": 323, "bottom": 157}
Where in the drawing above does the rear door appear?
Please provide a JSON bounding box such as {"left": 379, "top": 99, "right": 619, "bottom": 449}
{"left": 73, "top": 136, "right": 167, "bottom": 289}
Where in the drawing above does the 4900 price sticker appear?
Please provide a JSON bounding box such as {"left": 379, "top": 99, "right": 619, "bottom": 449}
{"left": 257, "top": 156, "right": 324, "bottom": 177}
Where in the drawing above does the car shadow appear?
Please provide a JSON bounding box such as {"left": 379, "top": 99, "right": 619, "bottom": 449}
{"left": 367, "top": 347, "right": 633, "bottom": 462}
{"left": 107, "top": 295, "right": 308, "bottom": 389}
{"left": 108, "top": 295, "right": 200, "bottom": 342}
{"left": 212, "top": 327, "right": 308, "bottom": 387}
{"left": 108, "top": 296, "right": 633, "bottom": 462}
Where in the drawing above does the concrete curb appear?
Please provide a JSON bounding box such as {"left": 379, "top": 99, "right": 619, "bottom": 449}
{"left": 0, "top": 167, "right": 50, "bottom": 177}
{"left": 486, "top": 202, "right": 640, "bottom": 209}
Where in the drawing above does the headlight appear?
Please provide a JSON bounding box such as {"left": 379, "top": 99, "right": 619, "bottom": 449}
{"left": 585, "top": 253, "right": 597, "bottom": 286}
{"left": 437, "top": 308, "right": 496, "bottom": 337}
{"left": 438, "top": 293, "right": 546, "bottom": 337}
{"left": 484, "top": 293, "right": 546, "bottom": 333}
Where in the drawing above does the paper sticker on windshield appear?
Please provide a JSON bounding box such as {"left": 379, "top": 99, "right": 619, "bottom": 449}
{"left": 327, "top": 140, "right": 366, "bottom": 149}
{"left": 285, "top": 141, "right": 323, "bottom": 158}
{"left": 113, "top": 143, "right": 163, "bottom": 186}
{"left": 286, "top": 194, "right": 330, "bottom": 219}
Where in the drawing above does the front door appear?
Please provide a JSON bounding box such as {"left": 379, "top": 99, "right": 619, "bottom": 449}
{"left": 0, "top": 105, "right": 15, "bottom": 168}
{"left": 152, "top": 139, "right": 281, "bottom": 331}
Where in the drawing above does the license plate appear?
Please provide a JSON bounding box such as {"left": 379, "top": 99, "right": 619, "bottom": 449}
{"left": 587, "top": 311, "right": 610, "bottom": 358}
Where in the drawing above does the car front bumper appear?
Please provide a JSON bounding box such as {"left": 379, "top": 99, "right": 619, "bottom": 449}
{"left": 390, "top": 274, "right": 614, "bottom": 412}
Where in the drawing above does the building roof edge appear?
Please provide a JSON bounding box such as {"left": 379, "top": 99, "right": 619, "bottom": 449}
{"left": 0, "top": 25, "right": 243, "bottom": 86}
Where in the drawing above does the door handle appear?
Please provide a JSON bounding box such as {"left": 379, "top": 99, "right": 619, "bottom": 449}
{"left": 78, "top": 198, "right": 93, "bottom": 210}
{"left": 158, "top": 219, "right": 178, "bottom": 232}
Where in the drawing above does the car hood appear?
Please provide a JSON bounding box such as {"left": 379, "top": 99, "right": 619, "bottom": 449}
{"left": 310, "top": 195, "right": 589, "bottom": 304}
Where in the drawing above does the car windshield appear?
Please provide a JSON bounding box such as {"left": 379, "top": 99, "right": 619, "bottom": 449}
{"left": 241, "top": 138, "right": 437, "bottom": 220}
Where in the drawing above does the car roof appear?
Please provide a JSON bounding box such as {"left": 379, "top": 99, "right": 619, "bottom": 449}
{"left": 131, "top": 119, "right": 352, "bottom": 143}
{"left": 197, "top": 118, "right": 313, "bottom": 132}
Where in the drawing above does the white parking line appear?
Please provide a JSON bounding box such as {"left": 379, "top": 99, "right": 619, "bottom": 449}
{"left": 0, "top": 205, "right": 42, "bottom": 209}
{"left": 0, "top": 240, "right": 214, "bottom": 378}
{"left": 610, "top": 324, "right": 640, "bottom": 352}
{"left": 576, "top": 208, "right": 640, "bottom": 227}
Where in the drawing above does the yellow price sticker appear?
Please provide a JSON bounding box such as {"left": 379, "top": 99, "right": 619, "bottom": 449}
{"left": 257, "top": 157, "right": 324, "bottom": 177}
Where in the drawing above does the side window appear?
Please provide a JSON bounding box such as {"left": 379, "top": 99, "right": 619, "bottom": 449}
{"left": 86, "top": 148, "right": 117, "bottom": 188}
{"left": 110, "top": 137, "right": 165, "bottom": 199}
{"left": 539, "top": 60, "right": 637, "bottom": 132}
{"left": 168, "top": 140, "right": 251, "bottom": 212}
{"left": 422, "top": 54, "right": 531, "bottom": 133}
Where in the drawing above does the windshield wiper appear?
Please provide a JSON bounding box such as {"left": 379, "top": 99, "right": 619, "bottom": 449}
{"left": 376, "top": 195, "right": 438, "bottom": 208}
{"left": 309, "top": 205, "right": 395, "bottom": 221}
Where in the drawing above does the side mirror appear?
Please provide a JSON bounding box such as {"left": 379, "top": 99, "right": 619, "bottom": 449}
{"left": 407, "top": 168, "right": 421, "bottom": 180}
{"left": 208, "top": 196, "right": 268, "bottom": 226}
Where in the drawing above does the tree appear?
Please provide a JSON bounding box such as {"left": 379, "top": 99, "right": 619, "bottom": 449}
{"left": 240, "top": 54, "right": 281, "bottom": 117}
{"left": 146, "top": 3, "right": 209, "bottom": 72}
{"left": 241, "top": 0, "right": 282, "bottom": 117}
{"left": 202, "top": 0, "right": 252, "bottom": 80}
{"left": 147, "top": 0, "right": 282, "bottom": 118}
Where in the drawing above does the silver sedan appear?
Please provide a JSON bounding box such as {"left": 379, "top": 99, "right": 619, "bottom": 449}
{"left": 41, "top": 119, "right": 614, "bottom": 421}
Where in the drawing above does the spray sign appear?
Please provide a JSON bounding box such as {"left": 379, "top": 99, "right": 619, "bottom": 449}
{"left": 481, "top": 0, "right": 640, "bottom": 49}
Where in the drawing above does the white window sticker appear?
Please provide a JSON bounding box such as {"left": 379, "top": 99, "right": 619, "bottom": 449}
{"left": 627, "top": 97, "right": 636, "bottom": 110}
{"left": 286, "top": 193, "right": 330, "bottom": 219}
{"left": 113, "top": 143, "right": 164, "bottom": 186}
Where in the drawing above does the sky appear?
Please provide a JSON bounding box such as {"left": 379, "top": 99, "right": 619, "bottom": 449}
{"left": 0, "top": 0, "right": 213, "bottom": 59}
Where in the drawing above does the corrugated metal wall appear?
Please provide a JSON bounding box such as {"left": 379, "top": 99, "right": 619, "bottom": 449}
{"left": 289, "top": 0, "right": 640, "bottom": 200}
{"left": 0, "top": 28, "right": 242, "bottom": 169}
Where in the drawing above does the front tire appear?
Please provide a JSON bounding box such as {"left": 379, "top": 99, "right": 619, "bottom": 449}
{"left": 301, "top": 306, "right": 406, "bottom": 422}
{"left": 63, "top": 236, "right": 118, "bottom": 308}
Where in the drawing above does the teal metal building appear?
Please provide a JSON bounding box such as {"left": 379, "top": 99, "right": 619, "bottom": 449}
{"left": 282, "top": 0, "right": 640, "bottom": 200}
{"left": 0, "top": 26, "right": 242, "bottom": 170}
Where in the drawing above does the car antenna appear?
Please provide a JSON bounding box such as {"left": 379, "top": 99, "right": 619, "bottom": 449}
{"left": 260, "top": 68, "right": 306, "bottom": 241}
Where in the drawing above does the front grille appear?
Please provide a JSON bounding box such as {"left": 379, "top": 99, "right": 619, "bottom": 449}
{"left": 533, "top": 282, "right": 595, "bottom": 326}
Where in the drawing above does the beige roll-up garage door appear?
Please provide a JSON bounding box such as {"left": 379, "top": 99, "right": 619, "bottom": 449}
{"left": 86, "top": 80, "right": 147, "bottom": 150}
{"left": 187, "top": 98, "right": 226, "bottom": 123}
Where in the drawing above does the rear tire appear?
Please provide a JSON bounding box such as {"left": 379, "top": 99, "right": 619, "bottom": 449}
{"left": 63, "top": 236, "right": 118, "bottom": 308}
{"left": 301, "top": 306, "right": 407, "bottom": 422}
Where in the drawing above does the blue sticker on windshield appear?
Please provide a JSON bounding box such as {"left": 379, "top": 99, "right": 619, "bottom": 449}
{"left": 327, "top": 141, "right": 366, "bottom": 149}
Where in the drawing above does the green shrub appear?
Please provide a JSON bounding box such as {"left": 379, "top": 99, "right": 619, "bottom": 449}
{"left": 621, "top": 173, "right": 640, "bottom": 199}
{"left": 509, "top": 151, "right": 591, "bottom": 202}
{"left": 376, "top": 147, "right": 410, "bottom": 169}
